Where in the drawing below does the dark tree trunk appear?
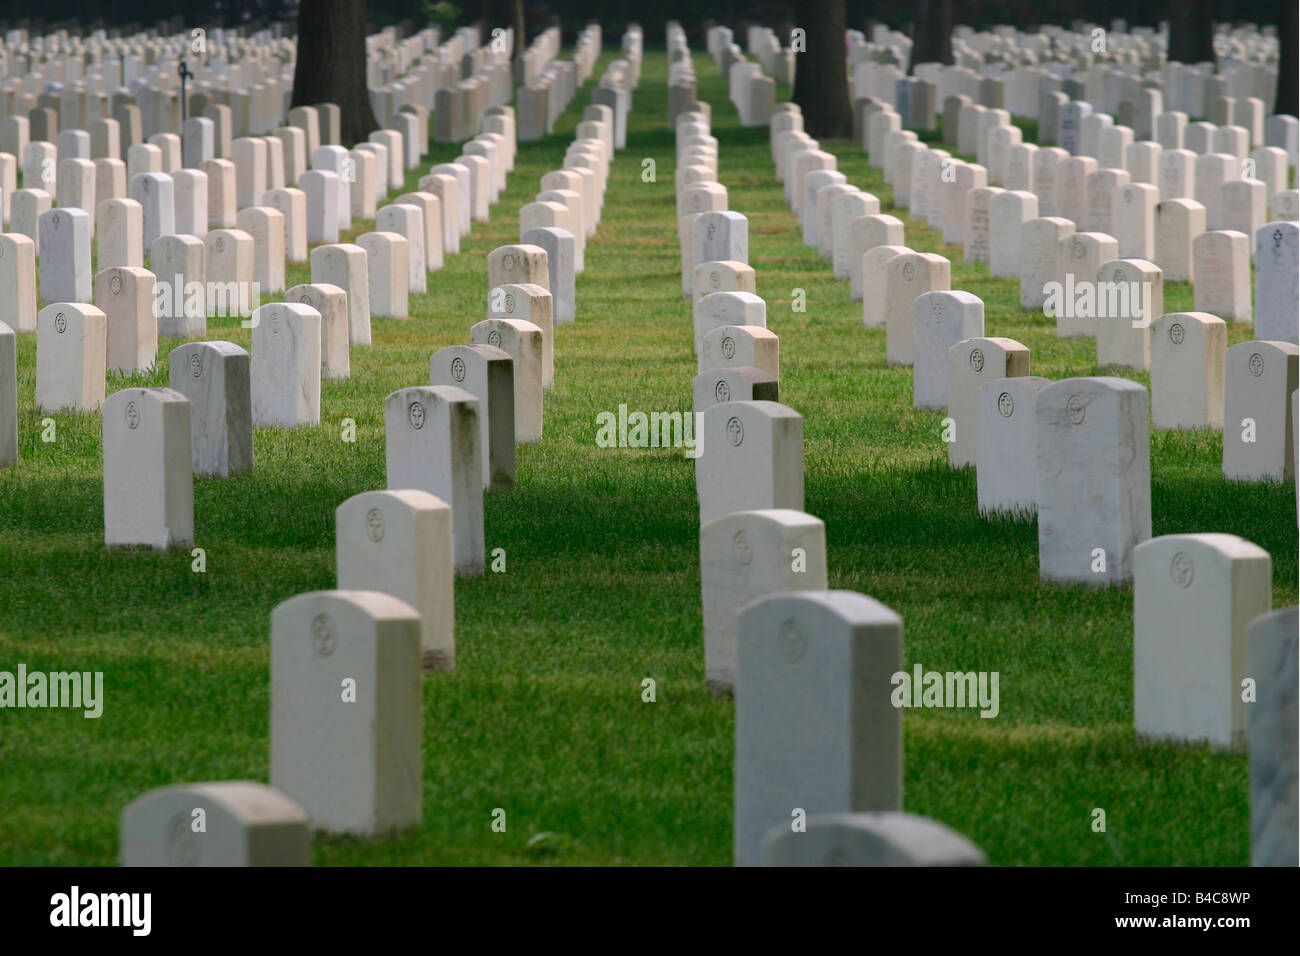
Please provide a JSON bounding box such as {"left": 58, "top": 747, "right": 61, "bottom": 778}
{"left": 291, "top": 0, "right": 380, "bottom": 145}
{"left": 1167, "top": 0, "right": 1216, "bottom": 66}
{"left": 1277, "top": 0, "right": 1298, "bottom": 118}
{"left": 910, "top": 0, "right": 952, "bottom": 71}
{"left": 511, "top": 0, "right": 525, "bottom": 59}
{"left": 791, "top": 0, "right": 852, "bottom": 139}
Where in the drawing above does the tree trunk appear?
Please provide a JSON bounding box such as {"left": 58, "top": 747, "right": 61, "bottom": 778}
{"left": 511, "top": 0, "right": 525, "bottom": 56}
{"left": 1277, "top": 0, "right": 1298, "bottom": 118}
{"left": 291, "top": 0, "right": 380, "bottom": 145}
{"left": 1167, "top": 0, "right": 1216, "bottom": 66}
{"left": 910, "top": 0, "right": 952, "bottom": 72}
{"left": 791, "top": 0, "right": 852, "bottom": 139}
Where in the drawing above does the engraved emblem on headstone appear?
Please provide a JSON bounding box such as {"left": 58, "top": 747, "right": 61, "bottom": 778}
{"left": 1073, "top": 240, "right": 1085, "bottom": 258}
{"left": 216, "top": 235, "right": 225, "bottom": 253}
{"left": 310, "top": 613, "right": 336, "bottom": 656}
{"left": 502, "top": 252, "right": 515, "bottom": 270}
{"left": 51, "top": 212, "right": 61, "bottom": 228}
{"left": 781, "top": 617, "right": 806, "bottom": 663}
{"left": 1067, "top": 393, "right": 1087, "bottom": 424}
{"left": 721, "top": 336, "right": 736, "bottom": 360}
{"left": 450, "top": 356, "right": 466, "bottom": 382}
{"left": 299, "top": 294, "right": 312, "bottom": 305}
{"left": 902, "top": 262, "right": 915, "bottom": 281}
{"left": 54, "top": 312, "right": 67, "bottom": 333}
{"left": 998, "top": 391, "right": 1014, "bottom": 417}
{"left": 969, "top": 348, "right": 984, "bottom": 372}
{"left": 706, "top": 222, "right": 716, "bottom": 239}
{"left": 709, "top": 270, "right": 721, "bottom": 289}
{"left": 1248, "top": 352, "right": 1264, "bottom": 377}
{"left": 1169, "top": 322, "right": 1185, "bottom": 345}
{"left": 1170, "top": 551, "right": 1195, "bottom": 588}
{"left": 488, "top": 330, "right": 502, "bottom": 348}
{"left": 125, "top": 400, "right": 140, "bottom": 429}
{"left": 1123, "top": 190, "right": 1133, "bottom": 204}
{"left": 164, "top": 811, "right": 200, "bottom": 866}
{"left": 726, "top": 415, "right": 744, "bottom": 446}
{"left": 269, "top": 309, "right": 280, "bottom": 334}
{"left": 189, "top": 352, "right": 202, "bottom": 377}
{"left": 408, "top": 400, "right": 425, "bottom": 429}
{"left": 365, "top": 507, "right": 385, "bottom": 543}
{"left": 110, "top": 274, "right": 123, "bottom": 295}
{"left": 714, "top": 379, "right": 731, "bottom": 403}
{"left": 1112, "top": 268, "right": 1124, "bottom": 283}
{"left": 732, "top": 530, "right": 753, "bottom": 565}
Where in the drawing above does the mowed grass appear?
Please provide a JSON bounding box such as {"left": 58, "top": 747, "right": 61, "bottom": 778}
{"left": 0, "top": 49, "right": 1294, "bottom": 867}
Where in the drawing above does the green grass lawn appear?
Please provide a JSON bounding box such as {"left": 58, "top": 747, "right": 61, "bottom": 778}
{"left": 1, "top": 49, "right": 1294, "bottom": 866}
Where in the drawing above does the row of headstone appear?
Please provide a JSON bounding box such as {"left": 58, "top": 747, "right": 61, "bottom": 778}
{"left": 516, "top": 24, "right": 633, "bottom": 145}
{"left": 4, "top": 165, "right": 418, "bottom": 417}
{"left": 776, "top": 46, "right": 1297, "bottom": 590}
{"left": 112, "top": 18, "right": 630, "bottom": 865}
{"left": 373, "top": 23, "right": 630, "bottom": 606}
{"left": 253, "top": 27, "right": 636, "bottom": 847}
{"left": 855, "top": 95, "right": 1299, "bottom": 357}
{"left": 735, "top": 15, "right": 1299, "bottom": 870}
{"left": 0, "top": 97, "right": 447, "bottom": 319}
{"left": 679, "top": 64, "right": 988, "bottom": 867}
{"left": 744, "top": 26, "right": 795, "bottom": 86}
{"left": 1, "top": 24, "right": 504, "bottom": 158}
{"left": 0, "top": 91, "right": 522, "bottom": 426}
{"left": 848, "top": 23, "right": 1284, "bottom": 130}
{"left": 0, "top": 20, "right": 469, "bottom": 162}
{"left": 769, "top": 42, "right": 1290, "bottom": 576}
{"left": 831, "top": 24, "right": 1297, "bottom": 866}
{"left": 717, "top": 48, "right": 774, "bottom": 129}
{"left": 7, "top": 74, "right": 528, "bottom": 544}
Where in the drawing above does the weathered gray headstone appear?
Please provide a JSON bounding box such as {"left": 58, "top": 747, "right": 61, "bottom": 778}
{"left": 1036, "top": 377, "right": 1151, "bottom": 585}
{"left": 735, "top": 591, "right": 903, "bottom": 867}
{"left": 430, "top": 344, "right": 516, "bottom": 489}
{"left": 167, "top": 341, "right": 253, "bottom": 477}
{"left": 1248, "top": 606, "right": 1299, "bottom": 867}
{"left": 250, "top": 302, "right": 321, "bottom": 428}
{"left": 103, "top": 387, "right": 193, "bottom": 550}
{"left": 384, "top": 386, "right": 484, "bottom": 576}
{"left": 913, "top": 291, "right": 984, "bottom": 410}
{"left": 1223, "top": 341, "right": 1299, "bottom": 481}
{"left": 1255, "top": 222, "right": 1300, "bottom": 343}
{"left": 948, "top": 337, "right": 1030, "bottom": 469}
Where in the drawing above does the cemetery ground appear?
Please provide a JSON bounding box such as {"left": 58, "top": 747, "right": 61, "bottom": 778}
{"left": 1, "top": 49, "right": 1295, "bottom": 867}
